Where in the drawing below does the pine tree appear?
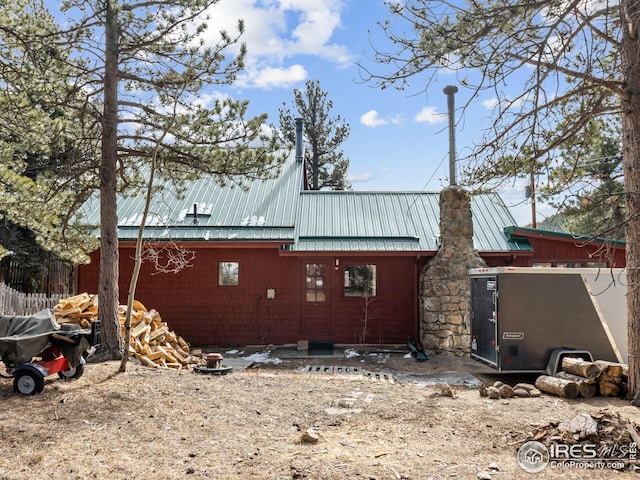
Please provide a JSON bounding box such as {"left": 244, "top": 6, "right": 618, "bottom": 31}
{"left": 0, "top": 1, "right": 97, "bottom": 266}
{"left": 14, "top": 0, "right": 283, "bottom": 360}
{"left": 278, "top": 79, "right": 351, "bottom": 190}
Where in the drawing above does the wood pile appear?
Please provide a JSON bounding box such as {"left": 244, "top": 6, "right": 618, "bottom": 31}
{"left": 525, "top": 409, "right": 639, "bottom": 469}
{"left": 535, "top": 357, "right": 628, "bottom": 399}
{"left": 53, "top": 293, "right": 193, "bottom": 370}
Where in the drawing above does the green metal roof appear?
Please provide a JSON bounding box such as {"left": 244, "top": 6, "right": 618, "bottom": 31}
{"left": 504, "top": 226, "right": 626, "bottom": 247}
{"left": 291, "top": 190, "right": 529, "bottom": 253}
{"left": 81, "top": 149, "right": 303, "bottom": 242}
{"left": 81, "top": 149, "right": 531, "bottom": 253}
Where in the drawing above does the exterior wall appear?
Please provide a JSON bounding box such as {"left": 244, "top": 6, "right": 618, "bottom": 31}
{"left": 521, "top": 238, "right": 626, "bottom": 267}
{"left": 77, "top": 247, "right": 418, "bottom": 346}
{"left": 78, "top": 246, "right": 299, "bottom": 346}
{"left": 75, "top": 232, "right": 626, "bottom": 348}
{"left": 322, "top": 256, "right": 417, "bottom": 344}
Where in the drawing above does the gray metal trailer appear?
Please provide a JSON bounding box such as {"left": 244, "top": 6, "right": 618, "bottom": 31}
{"left": 469, "top": 267, "right": 627, "bottom": 373}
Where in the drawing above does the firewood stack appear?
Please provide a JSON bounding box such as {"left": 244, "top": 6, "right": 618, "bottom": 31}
{"left": 53, "top": 293, "right": 193, "bottom": 370}
{"left": 535, "top": 357, "right": 628, "bottom": 398}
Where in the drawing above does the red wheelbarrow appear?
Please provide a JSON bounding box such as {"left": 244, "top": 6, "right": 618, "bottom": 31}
{"left": 0, "top": 309, "right": 100, "bottom": 395}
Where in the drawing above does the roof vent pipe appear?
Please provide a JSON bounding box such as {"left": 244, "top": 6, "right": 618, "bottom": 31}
{"left": 192, "top": 203, "right": 198, "bottom": 224}
{"left": 443, "top": 85, "right": 458, "bottom": 186}
{"left": 295, "top": 117, "right": 304, "bottom": 163}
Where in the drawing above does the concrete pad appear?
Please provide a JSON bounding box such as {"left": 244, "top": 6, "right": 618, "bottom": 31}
{"left": 221, "top": 357, "right": 255, "bottom": 372}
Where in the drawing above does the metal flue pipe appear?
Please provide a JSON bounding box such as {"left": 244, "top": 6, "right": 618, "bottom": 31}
{"left": 443, "top": 85, "right": 458, "bottom": 186}
{"left": 295, "top": 118, "right": 304, "bottom": 163}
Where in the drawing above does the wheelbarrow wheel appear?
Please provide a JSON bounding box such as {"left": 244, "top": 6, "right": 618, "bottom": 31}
{"left": 13, "top": 370, "right": 45, "bottom": 395}
{"left": 58, "top": 362, "right": 85, "bottom": 380}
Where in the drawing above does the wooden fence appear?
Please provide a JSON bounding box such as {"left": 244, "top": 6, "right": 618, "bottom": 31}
{"left": 0, "top": 256, "right": 73, "bottom": 296}
{"left": 0, "top": 282, "right": 69, "bottom": 316}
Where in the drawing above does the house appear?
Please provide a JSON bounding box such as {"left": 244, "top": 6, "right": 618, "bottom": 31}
{"left": 76, "top": 144, "right": 626, "bottom": 347}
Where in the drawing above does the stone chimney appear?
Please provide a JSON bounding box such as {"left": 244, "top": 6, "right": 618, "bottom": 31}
{"left": 419, "top": 186, "right": 487, "bottom": 355}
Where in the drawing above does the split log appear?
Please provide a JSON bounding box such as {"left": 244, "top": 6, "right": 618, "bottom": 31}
{"left": 561, "top": 357, "right": 601, "bottom": 379}
{"left": 53, "top": 293, "right": 192, "bottom": 370}
{"left": 594, "top": 360, "right": 624, "bottom": 378}
{"left": 599, "top": 378, "right": 622, "bottom": 397}
{"left": 535, "top": 375, "right": 579, "bottom": 398}
{"left": 131, "top": 321, "right": 150, "bottom": 339}
{"left": 554, "top": 371, "right": 597, "bottom": 398}
{"left": 149, "top": 326, "right": 169, "bottom": 342}
{"left": 140, "top": 356, "right": 158, "bottom": 369}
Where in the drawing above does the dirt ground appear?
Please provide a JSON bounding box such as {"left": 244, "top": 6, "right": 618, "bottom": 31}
{"left": 1, "top": 346, "right": 639, "bottom": 480}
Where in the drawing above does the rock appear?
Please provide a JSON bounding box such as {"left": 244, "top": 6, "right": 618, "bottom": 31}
{"left": 479, "top": 384, "right": 488, "bottom": 397}
{"left": 514, "top": 388, "right": 530, "bottom": 397}
{"left": 498, "top": 384, "right": 516, "bottom": 398}
{"left": 300, "top": 429, "right": 321, "bottom": 444}
{"left": 488, "top": 462, "right": 499, "bottom": 471}
{"left": 477, "top": 471, "right": 492, "bottom": 479}
{"left": 441, "top": 383, "right": 456, "bottom": 397}
{"left": 513, "top": 383, "right": 537, "bottom": 392}
{"left": 487, "top": 386, "right": 500, "bottom": 399}
{"left": 493, "top": 381, "right": 505, "bottom": 389}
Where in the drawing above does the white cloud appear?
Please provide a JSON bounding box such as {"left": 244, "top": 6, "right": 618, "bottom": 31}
{"left": 238, "top": 64, "right": 308, "bottom": 89}
{"left": 483, "top": 97, "right": 499, "bottom": 109}
{"left": 348, "top": 172, "right": 376, "bottom": 183}
{"left": 200, "top": 0, "right": 352, "bottom": 88}
{"left": 360, "top": 110, "right": 388, "bottom": 128}
{"left": 414, "top": 106, "right": 444, "bottom": 124}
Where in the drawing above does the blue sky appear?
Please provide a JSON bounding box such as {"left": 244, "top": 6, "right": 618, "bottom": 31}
{"left": 199, "top": 0, "right": 546, "bottom": 226}
{"left": 46, "top": 0, "right": 546, "bottom": 225}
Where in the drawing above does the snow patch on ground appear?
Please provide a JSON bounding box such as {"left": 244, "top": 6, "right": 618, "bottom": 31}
{"left": 344, "top": 349, "right": 360, "bottom": 358}
{"left": 242, "top": 352, "right": 283, "bottom": 364}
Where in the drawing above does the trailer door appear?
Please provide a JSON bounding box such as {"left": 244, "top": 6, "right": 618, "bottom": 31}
{"left": 470, "top": 275, "right": 498, "bottom": 366}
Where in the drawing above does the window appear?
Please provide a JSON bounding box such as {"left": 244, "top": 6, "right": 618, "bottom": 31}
{"left": 305, "top": 263, "right": 326, "bottom": 302}
{"left": 219, "top": 262, "right": 239, "bottom": 286}
{"left": 344, "top": 264, "right": 377, "bottom": 297}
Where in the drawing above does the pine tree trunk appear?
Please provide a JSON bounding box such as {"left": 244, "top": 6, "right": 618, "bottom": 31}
{"left": 620, "top": 0, "right": 640, "bottom": 405}
{"left": 97, "top": 0, "right": 123, "bottom": 361}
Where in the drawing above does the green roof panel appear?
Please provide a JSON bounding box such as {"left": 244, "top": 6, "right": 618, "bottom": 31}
{"left": 82, "top": 149, "right": 302, "bottom": 242}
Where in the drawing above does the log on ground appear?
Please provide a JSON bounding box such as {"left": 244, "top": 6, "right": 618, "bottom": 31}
{"left": 561, "top": 357, "right": 601, "bottom": 379}
{"left": 554, "top": 371, "right": 597, "bottom": 398}
{"left": 535, "top": 375, "right": 580, "bottom": 398}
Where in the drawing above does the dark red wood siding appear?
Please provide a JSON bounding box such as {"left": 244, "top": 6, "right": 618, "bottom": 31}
{"left": 322, "top": 256, "right": 417, "bottom": 344}
{"left": 78, "top": 246, "right": 299, "bottom": 345}
{"left": 76, "top": 236, "right": 625, "bottom": 346}
{"left": 77, "top": 248, "right": 419, "bottom": 346}
{"left": 520, "top": 237, "right": 626, "bottom": 267}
